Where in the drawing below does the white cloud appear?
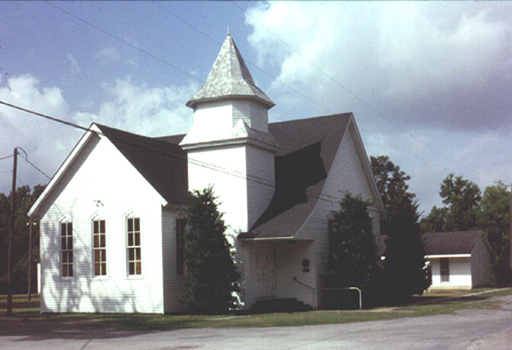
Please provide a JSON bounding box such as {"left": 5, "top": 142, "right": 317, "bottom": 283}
{"left": 0, "top": 74, "right": 198, "bottom": 193}
{"left": 67, "top": 53, "right": 81, "bottom": 77}
{"left": 0, "top": 74, "right": 74, "bottom": 191}
{"left": 245, "top": 1, "right": 512, "bottom": 214}
{"left": 87, "top": 77, "right": 197, "bottom": 137}
{"left": 96, "top": 48, "right": 121, "bottom": 62}
{"left": 246, "top": 2, "right": 512, "bottom": 130}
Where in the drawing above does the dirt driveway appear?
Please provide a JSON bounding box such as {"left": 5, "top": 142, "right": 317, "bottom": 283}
{"left": 2, "top": 295, "right": 512, "bottom": 349}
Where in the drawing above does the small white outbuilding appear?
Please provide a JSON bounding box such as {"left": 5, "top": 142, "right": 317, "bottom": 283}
{"left": 423, "top": 231, "right": 493, "bottom": 289}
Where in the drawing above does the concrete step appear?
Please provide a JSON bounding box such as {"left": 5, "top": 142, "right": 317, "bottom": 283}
{"left": 250, "top": 298, "right": 313, "bottom": 313}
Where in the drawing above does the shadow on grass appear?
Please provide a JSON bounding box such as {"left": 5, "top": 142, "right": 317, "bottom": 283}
{"left": 0, "top": 295, "right": 207, "bottom": 341}
{"left": 1, "top": 289, "right": 511, "bottom": 341}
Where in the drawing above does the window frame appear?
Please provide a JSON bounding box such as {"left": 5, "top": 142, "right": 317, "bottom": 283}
{"left": 126, "top": 217, "right": 142, "bottom": 276}
{"left": 60, "top": 221, "right": 74, "bottom": 278}
{"left": 92, "top": 219, "right": 107, "bottom": 277}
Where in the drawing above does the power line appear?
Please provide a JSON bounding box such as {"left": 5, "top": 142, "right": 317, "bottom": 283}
{"left": 0, "top": 154, "right": 14, "bottom": 161}
{"left": 230, "top": 1, "right": 482, "bottom": 175}
{"left": 150, "top": 3, "right": 459, "bottom": 180}
{"left": 0, "top": 100, "right": 90, "bottom": 132}
{"left": 12, "top": 3, "right": 481, "bottom": 201}
{"left": 152, "top": 1, "right": 221, "bottom": 48}
{"left": 44, "top": 1, "right": 464, "bottom": 180}
{"left": 151, "top": 2, "right": 314, "bottom": 122}
{"left": 45, "top": 1, "right": 203, "bottom": 85}
{"left": 0, "top": 99, "right": 344, "bottom": 206}
{"left": 20, "top": 154, "right": 52, "bottom": 180}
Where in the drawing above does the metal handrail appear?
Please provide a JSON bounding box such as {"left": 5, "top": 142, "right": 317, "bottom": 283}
{"left": 292, "top": 276, "right": 317, "bottom": 308}
{"left": 324, "top": 286, "right": 362, "bottom": 309}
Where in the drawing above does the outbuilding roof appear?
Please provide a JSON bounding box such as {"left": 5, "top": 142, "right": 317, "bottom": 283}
{"left": 423, "top": 230, "right": 486, "bottom": 256}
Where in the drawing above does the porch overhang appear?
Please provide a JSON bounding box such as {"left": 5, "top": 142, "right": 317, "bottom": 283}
{"left": 237, "top": 233, "right": 312, "bottom": 242}
{"left": 425, "top": 254, "right": 471, "bottom": 259}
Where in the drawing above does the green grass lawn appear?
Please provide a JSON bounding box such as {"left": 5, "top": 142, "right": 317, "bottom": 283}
{"left": 1, "top": 288, "right": 511, "bottom": 331}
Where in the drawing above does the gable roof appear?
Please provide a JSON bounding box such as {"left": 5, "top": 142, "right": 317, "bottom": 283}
{"left": 29, "top": 124, "right": 189, "bottom": 217}
{"left": 240, "top": 113, "right": 353, "bottom": 239}
{"left": 423, "top": 231, "right": 486, "bottom": 256}
{"left": 30, "top": 114, "right": 384, "bottom": 237}
{"left": 186, "top": 35, "right": 274, "bottom": 109}
{"left": 95, "top": 124, "right": 189, "bottom": 205}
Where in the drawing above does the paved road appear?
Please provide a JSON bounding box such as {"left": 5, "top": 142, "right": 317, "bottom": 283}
{"left": 2, "top": 295, "right": 512, "bottom": 349}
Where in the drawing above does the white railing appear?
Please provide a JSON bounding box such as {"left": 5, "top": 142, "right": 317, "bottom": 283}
{"left": 323, "top": 287, "right": 363, "bottom": 309}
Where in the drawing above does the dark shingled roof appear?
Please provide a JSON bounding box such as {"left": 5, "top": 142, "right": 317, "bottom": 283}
{"left": 96, "top": 124, "right": 189, "bottom": 205}
{"left": 96, "top": 113, "right": 353, "bottom": 238}
{"left": 241, "top": 113, "right": 353, "bottom": 239}
{"left": 186, "top": 35, "right": 274, "bottom": 109}
{"left": 423, "top": 231, "right": 484, "bottom": 255}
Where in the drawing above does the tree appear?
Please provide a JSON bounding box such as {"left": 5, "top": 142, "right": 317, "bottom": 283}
{"left": 478, "top": 182, "right": 510, "bottom": 286}
{"left": 424, "top": 174, "right": 482, "bottom": 231}
{"left": 419, "top": 206, "right": 449, "bottom": 232}
{"left": 328, "top": 193, "right": 379, "bottom": 290}
{"left": 371, "top": 156, "right": 427, "bottom": 298}
{"left": 0, "top": 185, "right": 45, "bottom": 294}
{"left": 181, "top": 187, "right": 239, "bottom": 314}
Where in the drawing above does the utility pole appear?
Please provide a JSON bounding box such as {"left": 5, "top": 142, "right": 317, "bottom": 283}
{"left": 7, "top": 147, "right": 18, "bottom": 316}
{"left": 510, "top": 183, "right": 512, "bottom": 270}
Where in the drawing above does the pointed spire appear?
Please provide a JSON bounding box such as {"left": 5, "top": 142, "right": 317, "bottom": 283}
{"left": 186, "top": 35, "right": 274, "bottom": 109}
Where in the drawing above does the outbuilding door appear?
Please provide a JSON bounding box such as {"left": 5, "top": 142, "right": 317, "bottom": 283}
{"left": 253, "top": 243, "right": 276, "bottom": 298}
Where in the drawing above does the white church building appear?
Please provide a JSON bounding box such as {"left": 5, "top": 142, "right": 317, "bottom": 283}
{"left": 29, "top": 35, "right": 386, "bottom": 313}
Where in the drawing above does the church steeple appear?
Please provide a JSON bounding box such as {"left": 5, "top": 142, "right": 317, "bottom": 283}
{"left": 186, "top": 34, "right": 274, "bottom": 109}
{"left": 181, "top": 34, "right": 278, "bottom": 235}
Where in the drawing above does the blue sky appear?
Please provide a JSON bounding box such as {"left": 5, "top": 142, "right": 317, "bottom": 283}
{"left": 1, "top": 1, "right": 512, "bottom": 215}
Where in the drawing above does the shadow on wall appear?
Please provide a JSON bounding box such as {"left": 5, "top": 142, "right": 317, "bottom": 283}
{"left": 41, "top": 206, "right": 140, "bottom": 314}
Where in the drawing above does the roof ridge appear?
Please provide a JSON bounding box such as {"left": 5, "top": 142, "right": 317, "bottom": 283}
{"left": 95, "top": 123, "right": 180, "bottom": 147}
{"left": 269, "top": 113, "right": 353, "bottom": 126}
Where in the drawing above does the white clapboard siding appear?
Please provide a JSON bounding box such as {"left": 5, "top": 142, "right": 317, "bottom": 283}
{"left": 246, "top": 144, "right": 276, "bottom": 229}
{"left": 162, "top": 207, "right": 186, "bottom": 313}
{"left": 38, "top": 133, "right": 167, "bottom": 313}
{"left": 470, "top": 237, "right": 492, "bottom": 287}
{"left": 430, "top": 257, "right": 472, "bottom": 288}
{"left": 187, "top": 146, "right": 248, "bottom": 238}
{"left": 293, "top": 122, "right": 382, "bottom": 307}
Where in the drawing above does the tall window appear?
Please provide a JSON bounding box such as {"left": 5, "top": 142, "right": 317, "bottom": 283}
{"left": 61, "top": 222, "right": 73, "bottom": 277}
{"left": 440, "top": 258, "right": 450, "bottom": 282}
{"left": 127, "top": 217, "right": 141, "bottom": 275}
{"left": 93, "top": 219, "right": 107, "bottom": 276}
{"left": 176, "top": 218, "right": 186, "bottom": 276}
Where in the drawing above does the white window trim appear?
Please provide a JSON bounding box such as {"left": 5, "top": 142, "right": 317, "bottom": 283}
{"left": 440, "top": 258, "right": 450, "bottom": 283}
{"left": 125, "top": 215, "right": 143, "bottom": 278}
